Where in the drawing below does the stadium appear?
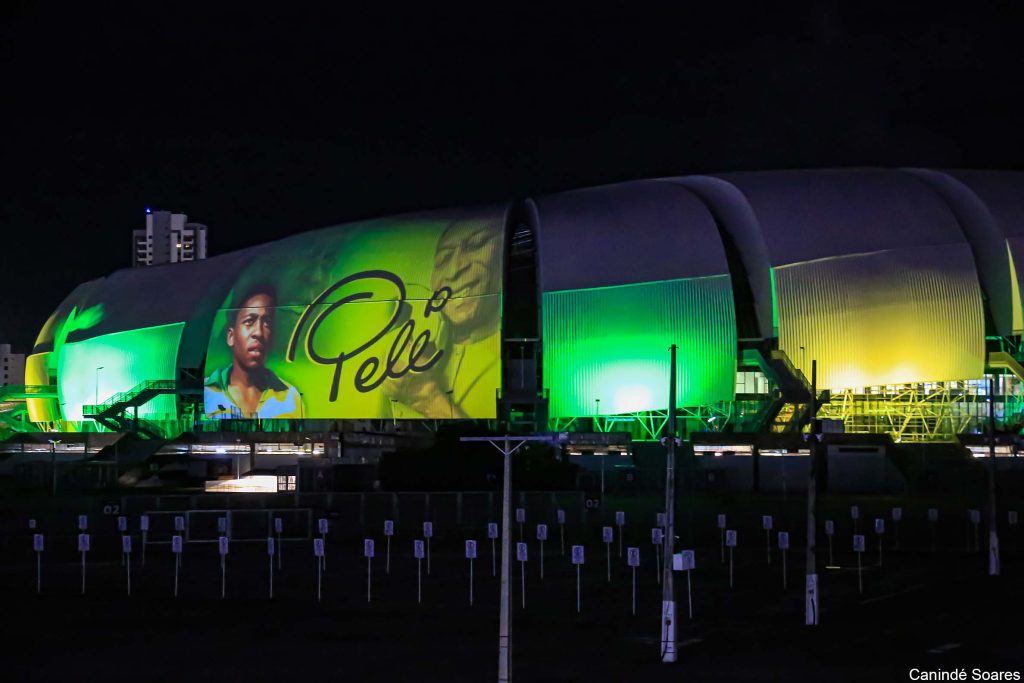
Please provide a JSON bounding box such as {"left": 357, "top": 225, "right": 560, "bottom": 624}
{"left": 4, "top": 167, "right": 1024, "bottom": 494}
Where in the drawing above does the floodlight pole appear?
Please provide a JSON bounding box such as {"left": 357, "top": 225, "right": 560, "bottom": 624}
{"left": 461, "top": 434, "right": 553, "bottom": 683}
{"left": 660, "top": 344, "right": 678, "bottom": 663}
{"left": 988, "top": 375, "right": 1000, "bottom": 576}
{"left": 805, "top": 360, "right": 819, "bottom": 625}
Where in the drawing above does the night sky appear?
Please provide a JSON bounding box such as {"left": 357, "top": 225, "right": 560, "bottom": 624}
{"left": 2, "top": 3, "right": 1023, "bottom": 351}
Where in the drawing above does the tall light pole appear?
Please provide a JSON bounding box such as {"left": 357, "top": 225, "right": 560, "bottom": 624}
{"left": 660, "top": 344, "right": 678, "bottom": 662}
{"left": 595, "top": 398, "right": 604, "bottom": 496}
{"left": 805, "top": 360, "right": 820, "bottom": 625}
{"left": 988, "top": 375, "right": 1001, "bottom": 576}
{"left": 461, "top": 434, "right": 553, "bottom": 683}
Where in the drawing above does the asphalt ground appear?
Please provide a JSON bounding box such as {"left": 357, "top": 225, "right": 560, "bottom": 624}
{"left": 1, "top": 497, "right": 1022, "bottom": 682}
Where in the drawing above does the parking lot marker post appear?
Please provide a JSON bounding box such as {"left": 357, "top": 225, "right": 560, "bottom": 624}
{"left": 465, "top": 540, "right": 477, "bottom": 606}
{"left": 517, "top": 542, "right": 528, "bottom": 609}
{"left": 318, "top": 518, "right": 329, "bottom": 571}
{"left": 33, "top": 533, "right": 43, "bottom": 594}
{"left": 928, "top": 508, "right": 939, "bottom": 552}
{"left": 267, "top": 537, "right": 275, "bottom": 599}
{"left": 892, "top": 507, "right": 903, "bottom": 551}
{"left": 516, "top": 508, "right": 525, "bottom": 541}
{"left": 274, "top": 517, "right": 283, "bottom": 570}
{"left": 488, "top": 522, "right": 499, "bottom": 577}
{"left": 851, "top": 505, "right": 860, "bottom": 537}
{"left": 537, "top": 524, "right": 548, "bottom": 579}
{"left": 364, "top": 539, "right": 375, "bottom": 603}
{"left": 423, "top": 521, "right": 433, "bottom": 576}
{"left": 778, "top": 532, "right": 790, "bottom": 590}
{"left": 557, "top": 509, "right": 566, "bottom": 555}
{"left": 874, "top": 519, "right": 885, "bottom": 567}
{"left": 172, "top": 535, "right": 182, "bottom": 597}
{"left": 174, "top": 516, "right": 185, "bottom": 568}
{"left": 678, "top": 550, "right": 695, "bottom": 619}
{"left": 140, "top": 514, "right": 149, "bottom": 566}
{"left": 627, "top": 547, "right": 640, "bottom": 616}
{"left": 78, "top": 532, "right": 90, "bottom": 595}
{"left": 853, "top": 534, "right": 865, "bottom": 594}
{"left": 652, "top": 528, "right": 663, "bottom": 584}
{"left": 762, "top": 515, "right": 774, "bottom": 565}
{"left": 717, "top": 514, "right": 726, "bottom": 563}
{"left": 118, "top": 516, "right": 128, "bottom": 566}
{"left": 825, "top": 520, "right": 835, "bottom": 566}
{"left": 384, "top": 520, "right": 394, "bottom": 575}
{"left": 616, "top": 511, "right": 625, "bottom": 557}
{"left": 725, "top": 530, "right": 737, "bottom": 589}
{"left": 123, "top": 535, "right": 132, "bottom": 596}
{"left": 572, "top": 545, "right": 584, "bottom": 613}
{"left": 219, "top": 536, "right": 229, "bottom": 599}
{"left": 314, "top": 538, "right": 325, "bottom": 602}
{"left": 414, "top": 539, "right": 425, "bottom": 605}
{"left": 602, "top": 526, "right": 613, "bottom": 582}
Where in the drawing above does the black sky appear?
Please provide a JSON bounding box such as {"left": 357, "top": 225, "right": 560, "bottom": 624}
{"left": 2, "top": 3, "right": 1023, "bottom": 351}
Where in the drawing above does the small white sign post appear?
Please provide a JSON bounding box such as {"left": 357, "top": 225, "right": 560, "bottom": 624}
{"left": 33, "top": 533, "right": 44, "bottom": 594}
{"left": 651, "top": 528, "right": 663, "bottom": 584}
{"left": 717, "top": 513, "right": 727, "bottom": 563}
{"left": 928, "top": 508, "right": 939, "bottom": 552}
{"left": 762, "top": 515, "right": 773, "bottom": 565}
{"left": 171, "top": 535, "right": 183, "bottom": 597}
{"left": 850, "top": 505, "right": 860, "bottom": 535}
{"left": 318, "top": 518, "right": 329, "bottom": 571}
{"left": 384, "top": 520, "right": 394, "bottom": 575}
{"left": 313, "top": 538, "right": 324, "bottom": 602}
{"left": 853, "top": 534, "right": 865, "bottom": 594}
{"left": 656, "top": 511, "right": 667, "bottom": 531}
{"left": 118, "top": 516, "right": 128, "bottom": 567}
{"left": 267, "top": 537, "right": 275, "bottom": 599}
{"left": 725, "top": 530, "right": 737, "bottom": 588}
{"left": 778, "top": 532, "right": 790, "bottom": 590}
{"left": 364, "top": 539, "right": 375, "bottom": 603}
{"left": 874, "top": 518, "right": 885, "bottom": 566}
{"left": 517, "top": 542, "right": 528, "bottom": 609}
{"left": 465, "top": 540, "right": 477, "bottom": 606}
{"left": 515, "top": 508, "right": 525, "bottom": 541}
{"left": 557, "top": 509, "right": 566, "bottom": 555}
{"left": 602, "top": 526, "right": 613, "bottom": 582}
{"left": 414, "top": 539, "right": 425, "bottom": 605}
{"left": 78, "top": 515, "right": 88, "bottom": 532}
{"left": 219, "top": 535, "right": 229, "bottom": 599}
{"left": 488, "top": 523, "right": 499, "bottom": 577}
{"left": 274, "top": 517, "right": 283, "bottom": 570}
{"left": 677, "top": 549, "right": 695, "bottom": 619}
{"left": 615, "top": 511, "right": 625, "bottom": 557}
{"left": 140, "top": 514, "right": 149, "bottom": 566}
{"left": 892, "top": 507, "right": 903, "bottom": 551}
{"left": 536, "top": 524, "right": 548, "bottom": 579}
{"left": 969, "top": 509, "right": 981, "bottom": 553}
{"left": 825, "top": 520, "right": 835, "bottom": 566}
{"left": 78, "top": 532, "right": 90, "bottom": 595}
{"left": 122, "top": 535, "right": 133, "bottom": 596}
{"left": 627, "top": 546, "right": 640, "bottom": 616}
{"left": 174, "top": 516, "right": 185, "bottom": 568}
{"left": 423, "top": 521, "right": 433, "bottom": 575}
{"left": 571, "top": 545, "right": 585, "bottom": 614}
{"left": 28, "top": 518, "right": 36, "bottom": 530}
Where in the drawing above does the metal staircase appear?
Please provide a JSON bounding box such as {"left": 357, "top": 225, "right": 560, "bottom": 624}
{"left": 82, "top": 380, "right": 200, "bottom": 439}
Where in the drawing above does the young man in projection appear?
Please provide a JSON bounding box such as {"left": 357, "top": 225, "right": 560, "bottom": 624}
{"left": 204, "top": 285, "right": 304, "bottom": 419}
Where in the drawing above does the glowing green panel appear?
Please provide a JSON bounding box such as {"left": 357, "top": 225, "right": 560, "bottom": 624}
{"left": 543, "top": 276, "right": 736, "bottom": 417}
{"left": 58, "top": 322, "right": 185, "bottom": 421}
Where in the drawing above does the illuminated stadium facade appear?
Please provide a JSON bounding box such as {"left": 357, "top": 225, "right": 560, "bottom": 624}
{"left": 6, "top": 168, "right": 1024, "bottom": 451}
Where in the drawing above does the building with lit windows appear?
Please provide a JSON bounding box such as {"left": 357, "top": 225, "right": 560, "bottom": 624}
{"left": 132, "top": 209, "right": 208, "bottom": 267}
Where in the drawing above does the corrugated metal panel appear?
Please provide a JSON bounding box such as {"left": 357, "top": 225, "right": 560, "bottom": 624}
{"left": 544, "top": 275, "right": 736, "bottom": 417}
{"left": 774, "top": 243, "right": 984, "bottom": 390}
